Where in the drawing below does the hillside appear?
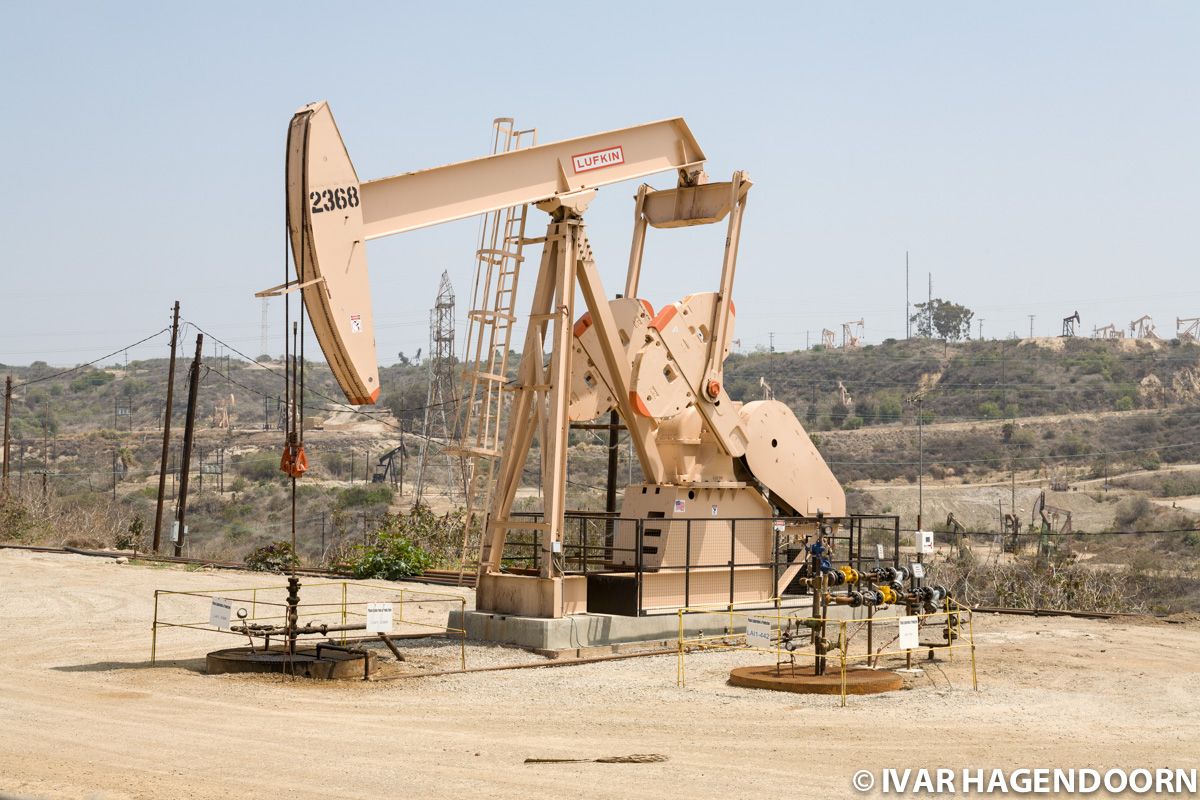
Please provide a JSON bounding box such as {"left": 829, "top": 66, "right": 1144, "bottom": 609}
{"left": 4, "top": 335, "right": 1200, "bottom": 575}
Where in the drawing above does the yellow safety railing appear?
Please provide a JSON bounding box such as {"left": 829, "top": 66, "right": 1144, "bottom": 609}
{"left": 675, "top": 598, "right": 978, "bottom": 706}
{"left": 151, "top": 580, "right": 468, "bottom": 672}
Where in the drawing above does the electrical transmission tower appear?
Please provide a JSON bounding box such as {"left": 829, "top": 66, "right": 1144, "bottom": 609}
{"left": 413, "top": 271, "right": 466, "bottom": 505}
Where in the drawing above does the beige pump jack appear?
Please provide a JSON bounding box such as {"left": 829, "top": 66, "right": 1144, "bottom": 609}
{"left": 273, "top": 101, "right": 843, "bottom": 618}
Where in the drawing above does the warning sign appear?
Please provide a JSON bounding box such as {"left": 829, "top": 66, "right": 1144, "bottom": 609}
{"left": 897, "top": 615, "right": 919, "bottom": 650}
{"left": 209, "top": 597, "right": 232, "bottom": 630}
{"left": 350, "top": 315, "right": 363, "bottom": 333}
{"left": 366, "top": 602, "right": 393, "bottom": 633}
{"left": 571, "top": 145, "right": 625, "bottom": 174}
{"left": 674, "top": 499, "right": 685, "bottom": 513}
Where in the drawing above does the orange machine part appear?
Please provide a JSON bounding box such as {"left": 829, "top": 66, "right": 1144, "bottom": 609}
{"left": 280, "top": 443, "right": 309, "bottom": 478}
{"left": 572, "top": 312, "right": 593, "bottom": 338}
{"left": 650, "top": 305, "right": 678, "bottom": 332}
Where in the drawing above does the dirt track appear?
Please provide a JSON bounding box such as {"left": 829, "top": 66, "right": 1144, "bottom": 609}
{"left": 1, "top": 550, "right": 1197, "bottom": 799}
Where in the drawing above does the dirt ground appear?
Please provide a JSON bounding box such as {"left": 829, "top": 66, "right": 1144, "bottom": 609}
{"left": 1, "top": 550, "right": 1198, "bottom": 800}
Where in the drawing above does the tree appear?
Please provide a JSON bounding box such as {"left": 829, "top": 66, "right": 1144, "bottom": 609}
{"left": 910, "top": 298, "right": 974, "bottom": 341}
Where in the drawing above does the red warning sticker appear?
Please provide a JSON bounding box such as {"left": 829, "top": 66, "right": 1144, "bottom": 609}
{"left": 571, "top": 146, "right": 625, "bottom": 174}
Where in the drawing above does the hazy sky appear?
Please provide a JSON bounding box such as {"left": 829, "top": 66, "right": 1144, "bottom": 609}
{"left": 1, "top": 3, "right": 1197, "bottom": 371}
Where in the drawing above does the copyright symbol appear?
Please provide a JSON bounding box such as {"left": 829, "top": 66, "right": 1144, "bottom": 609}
{"left": 852, "top": 770, "right": 875, "bottom": 791}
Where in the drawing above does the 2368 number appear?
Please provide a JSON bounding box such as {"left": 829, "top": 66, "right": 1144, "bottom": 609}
{"left": 309, "top": 185, "right": 360, "bottom": 214}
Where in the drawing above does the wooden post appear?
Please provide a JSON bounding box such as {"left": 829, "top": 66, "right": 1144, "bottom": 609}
{"left": 152, "top": 301, "right": 181, "bottom": 552}
{"left": 174, "top": 333, "right": 203, "bottom": 557}
{"left": 2, "top": 375, "right": 11, "bottom": 496}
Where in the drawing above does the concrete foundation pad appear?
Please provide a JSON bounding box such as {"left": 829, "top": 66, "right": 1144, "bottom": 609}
{"left": 450, "top": 604, "right": 899, "bottom": 653}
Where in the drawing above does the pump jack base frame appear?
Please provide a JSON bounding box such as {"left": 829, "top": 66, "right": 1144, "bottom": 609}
{"left": 728, "top": 664, "right": 903, "bottom": 695}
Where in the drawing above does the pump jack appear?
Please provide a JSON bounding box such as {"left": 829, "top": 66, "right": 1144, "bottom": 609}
{"left": 274, "top": 102, "right": 843, "bottom": 618}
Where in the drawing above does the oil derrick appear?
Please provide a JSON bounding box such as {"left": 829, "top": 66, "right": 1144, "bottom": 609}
{"left": 820, "top": 328, "right": 836, "bottom": 348}
{"left": 1061, "top": 310, "right": 1079, "bottom": 337}
{"left": 1092, "top": 323, "right": 1123, "bottom": 340}
{"left": 413, "top": 271, "right": 466, "bottom": 505}
{"left": 1178, "top": 317, "right": 1200, "bottom": 343}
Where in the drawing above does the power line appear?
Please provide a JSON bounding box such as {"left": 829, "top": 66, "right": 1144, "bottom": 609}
{"left": 13, "top": 328, "right": 170, "bottom": 388}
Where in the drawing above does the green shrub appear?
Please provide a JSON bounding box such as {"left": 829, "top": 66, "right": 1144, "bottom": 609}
{"left": 244, "top": 541, "right": 297, "bottom": 572}
{"left": 226, "top": 522, "right": 252, "bottom": 542}
{"left": 842, "top": 415, "right": 864, "bottom": 430}
{"left": 233, "top": 455, "right": 283, "bottom": 483}
{"left": 1115, "top": 396, "right": 1134, "bottom": 412}
{"left": 69, "top": 370, "right": 115, "bottom": 393}
{"left": 875, "top": 392, "right": 903, "bottom": 423}
{"left": 1113, "top": 496, "right": 1155, "bottom": 530}
{"left": 335, "top": 484, "right": 394, "bottom": 509}
{"left": 978, "top": 401, "right": 1002, "bottom": 419}
{"left": 115, "top": 516, "right": 145, "bottom": 550}
{"left": 346, "top": 524, "right": 432, "bottom": 580}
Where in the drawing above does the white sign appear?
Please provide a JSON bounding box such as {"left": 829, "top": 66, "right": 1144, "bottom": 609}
{"left": 350, "top": 315, "right": 363, "bottom": 333}
{"left": 746, "top": 616, "right": 772, "bottom": 648}
{"left": 674, "top": 499, "right": 686, "bottom": 513}
{"left": 897, "top": 615, "right": 920, "bottom": 650}
{"left": 209, "top": 597, "right": 232, "bottom": 630}
{"left": 571, "top": 145, "right": 625, "bottom": 174}
{"left": 915, "top": 530, "right": 934, "bottom": 554}
{"left": 875, "top": 543, "right": 885, "bottom": 560}
{"left": 711, "top": 505, "right": 719, "bottom": 517}
{"left": 366, "top": 602, "right": 393, "bottom": 633}
{"left": 911, "top": 562, "right": 925, "bottom": 579}
{"left": 773, "top": 520, "right": 786, "bottom": 534}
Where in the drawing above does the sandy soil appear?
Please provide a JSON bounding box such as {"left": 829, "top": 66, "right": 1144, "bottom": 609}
{"left": 1, "top": 550, "right": 1198, "bottom": 800}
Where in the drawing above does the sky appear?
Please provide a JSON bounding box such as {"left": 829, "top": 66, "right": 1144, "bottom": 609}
{"left": 1, "top": 2, "right": 1197, "bottom": 372}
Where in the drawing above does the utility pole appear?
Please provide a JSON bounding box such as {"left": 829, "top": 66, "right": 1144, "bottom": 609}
{"left": 769, "top": 331, "right": 776, "bottom": 353}
{"left": 152, "top": 301, "right": 181, "bottom": 553}
{"left": 1028, "top": 315, "right": 1035, "bottom": 339}
{"left": 2, "top": 375, "right": 11, "bottom": 496}
{"left": 908, "top": 391, "right": 928, "bottom": 531}
{"left": 1011, "top": 462, "right": 1016, "bottom": 520}
{"left": 604, "top": 409, "right": 620, "bottom": 516}
{"left": 111, "top": 448, "right": 118, "bottom": 501}
{"left": 978, "top": 318, "right": 984, "bottom": 341}
{"left": 917, "top": 397, "right": 924, "bottom": 530}
{"left": 174, "top": 333, "right": 203, "bottom": 557}
{"left": 905, "top": 251, "right": 910, "bottom": 339}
